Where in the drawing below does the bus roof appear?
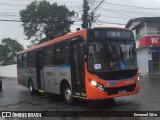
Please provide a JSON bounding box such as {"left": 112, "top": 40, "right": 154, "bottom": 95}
{"left": 17, "top": 27, "right": 129, "bottom": 55}
{"left": 93, "top": 26, "right": 128, "bottom": 30}
{"left": 93, "top": 27, "right": 128, "bottom": 30}
{"left": 17, "top": 29, "right": 87, "bottom": 55}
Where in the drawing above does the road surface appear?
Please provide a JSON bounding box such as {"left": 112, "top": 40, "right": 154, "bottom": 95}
{"left": 0, "top": 75, "right": 160, "bottom": 119}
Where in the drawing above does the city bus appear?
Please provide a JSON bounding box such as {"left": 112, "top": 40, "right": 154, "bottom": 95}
{"left": 17, "top": 27, "right": 140, "bottom": 104}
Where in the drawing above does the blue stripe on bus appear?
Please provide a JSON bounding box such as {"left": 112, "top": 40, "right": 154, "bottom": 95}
{"left": 57, "top": 66, "right": 71, "bottom": 69}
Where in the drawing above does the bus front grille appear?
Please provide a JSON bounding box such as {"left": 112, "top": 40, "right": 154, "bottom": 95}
{"left": 105, "top": 84, "right": 136, "bottom": 95}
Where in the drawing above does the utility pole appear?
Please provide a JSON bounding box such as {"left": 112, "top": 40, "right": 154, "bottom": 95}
{"left": 82, "top": 0, "right": 89, "bottom": 28}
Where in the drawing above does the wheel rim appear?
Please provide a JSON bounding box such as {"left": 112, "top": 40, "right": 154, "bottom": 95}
{"left": 29, "top": 83, "right": 33, "bottom": 92}
{"left": 65, "top": 89, "right": 72, "bottom": 102}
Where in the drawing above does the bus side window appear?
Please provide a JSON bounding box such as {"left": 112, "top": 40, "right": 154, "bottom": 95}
{"left": 17, "top": 55, "right": 22, "bottom": 68}
{"left": 22, "top": 53, "right": 28, "bottom": 68}
{"left": 55, "top": 42, "right": 69, "bottom": 65}
{"left": 44, "top": 45, "right": 54, "bottom": 66}
{"left": 28, "top": 52, "right": 36, "bottom": 67}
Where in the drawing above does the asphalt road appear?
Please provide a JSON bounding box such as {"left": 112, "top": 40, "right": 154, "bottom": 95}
{"left": 0, "top": 75, "right": 160, "bottom": 120}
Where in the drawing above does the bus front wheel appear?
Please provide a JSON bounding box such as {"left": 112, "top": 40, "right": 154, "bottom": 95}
{"left": 63, "top": 84, "right": 74, "bottom": 105}
{"left": 28, "top": 80, "right": 36, "bottom": 95}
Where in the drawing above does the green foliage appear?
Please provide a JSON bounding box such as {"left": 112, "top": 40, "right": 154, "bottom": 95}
{"left": 0, "top": 38, "right": 24, "bottom": 65}
{"left": 20, "top": 0, "right": 74, "bottom": 44}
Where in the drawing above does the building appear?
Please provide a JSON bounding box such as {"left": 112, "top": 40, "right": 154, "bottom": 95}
{"left": 126, "top": 17, "right": 160, "bottom": 74}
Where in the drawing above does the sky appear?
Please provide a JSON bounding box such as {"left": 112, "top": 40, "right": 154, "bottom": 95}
{"left": 0, "top": 0, "right": 160, "bottom": 48}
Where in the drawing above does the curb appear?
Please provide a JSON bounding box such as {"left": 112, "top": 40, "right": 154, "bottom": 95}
{"left": 0, "top": 76, "right": 17, "bottom": 80}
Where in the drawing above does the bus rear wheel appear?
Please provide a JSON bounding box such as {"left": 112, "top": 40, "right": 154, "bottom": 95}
{"left": 28, "top": 80, "right": 36, "bottom": 95}
{"left": 63, "top": 84, "right": 74, "bottom": 105}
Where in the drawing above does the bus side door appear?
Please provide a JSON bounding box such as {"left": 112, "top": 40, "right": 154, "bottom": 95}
{"left": 36, "top": 50, "right": 44, "bottom": 90}
{"left": 69, "top": 40, "right": 86, "bottom": 97}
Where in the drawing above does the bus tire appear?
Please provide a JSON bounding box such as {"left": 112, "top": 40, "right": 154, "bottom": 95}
{"left": 28, "top": 79, "right": 36, "bottom": 95}
{"left": 63, "top": 84, "right": 74, "bottom": 105}
{"left": 0, "top": 80, "right": 2, "bottom": 91}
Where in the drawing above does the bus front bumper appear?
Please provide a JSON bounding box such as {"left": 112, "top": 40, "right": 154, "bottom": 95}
{"left": 86, "top": 80, "right": 140, "bottom": 100}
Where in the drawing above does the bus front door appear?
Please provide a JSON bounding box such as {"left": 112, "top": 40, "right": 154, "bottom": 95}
{"left": 70, "top": 40, "right": 86, "bottom": 97}
{"left": 36, "top": 50, "right": 44, "bottom": 91}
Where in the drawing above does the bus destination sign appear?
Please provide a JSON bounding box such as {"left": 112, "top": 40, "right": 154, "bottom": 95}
{"left": 94, "top": 30, "right": 133, "bottom": 38}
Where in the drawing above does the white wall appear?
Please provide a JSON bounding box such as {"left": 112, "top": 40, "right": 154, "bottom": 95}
{"left": 139, "top": 27, "right": 146, "bottom": 35}
{"left": 137, "top": 47, "right": 152, "bottom": 74}
{"left": 147, "top": 26, "right": 157, "bottom": 32}
{"left": 0, "top": 64, "right": 17, "bottom": 77}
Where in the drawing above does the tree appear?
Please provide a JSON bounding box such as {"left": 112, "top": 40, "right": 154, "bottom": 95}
{"left": 20, "top": 0, "right": 74, "bottom": 44}
{"left": 0, "top": 38, "right": 24, "bottom": 65}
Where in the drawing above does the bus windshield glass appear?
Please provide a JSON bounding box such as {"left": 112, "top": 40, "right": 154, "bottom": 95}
{"left": 87, "top": 39, "right": 137, "bottom": 72}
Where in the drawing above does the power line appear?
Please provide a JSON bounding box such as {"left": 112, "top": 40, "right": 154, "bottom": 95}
{"left": 0, "top": 8, "right": 20, "bottom": 11}
{"left": 0, "top": 19, "right": 75, "bottom": 23}
{"left": 100, "top": 7, "right": 133, "bottom": 18}
{"left": 85, "top": 0, "right": 105, "bottom": 28}
{"left": 0, "top": 2, "right": 26, "bottom": 6}
{"left": 90, "top": 2, "right": 160, "bottom": 18}
{"left": 99, "top": 7, "right": 160, "bottom": 20}
{"left": 90, "top": 0, "right": 105, "bottom": 14}
{"left": 102, "top": 4, "right": 160, "bottom": 15}
{"left": 0, "top": 1, "right": 82, "bottom": 6}
{"left": 0, "top": 14, "right": 19, "bottom": 17}
{"left": 110, "top": 8, "right": 159, "bottom": 15}
{"left": 89, "top": 2, "right": 160, "bottom": 23}
{"left": 0, "top": 19, "right": 21, "bottom": 22}
{"left": 103, "top": 2, "right": 160, "bottom": 10}
{"left": 99, "top": 21, "right": 126, "bottom": 25}
{"left": 105, "top": 4, "right": 160, "bottom": 12}
{"left": 100, "top": 15, "right": 129, "bottom": 20}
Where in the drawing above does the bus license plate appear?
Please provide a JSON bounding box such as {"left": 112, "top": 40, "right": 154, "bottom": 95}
{"left": 118, "top": 89, "right": 126, "bottom": 94}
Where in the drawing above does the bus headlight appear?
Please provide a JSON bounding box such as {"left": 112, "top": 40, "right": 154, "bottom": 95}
{"left": 136, "top": 76, "right": 140, "bottom": 86}
{"left": 90, "top": 80, "right": 97, "bottom": 86}
{"left": 90, "top": 80, "right": 104, "bottom": 91}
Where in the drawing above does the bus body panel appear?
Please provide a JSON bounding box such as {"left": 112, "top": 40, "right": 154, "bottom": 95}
{"left": 85, "top": 64, "right": 140, "bottom": 100}
{"left": 17, "top": 68, "right": 38, "bottom": 89}
{"left": 86, "top": 83, "right": 140, "bottom": 100}
{"left": 16, "top": 27, "right": 140, "bottom": 101}
{"left": 43, "top": 66, "right": 71, "bottom": 94}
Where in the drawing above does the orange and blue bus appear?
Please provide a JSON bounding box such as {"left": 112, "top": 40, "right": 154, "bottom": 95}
{"left": 17, "top": 27, "right": 140, "bottom": 104}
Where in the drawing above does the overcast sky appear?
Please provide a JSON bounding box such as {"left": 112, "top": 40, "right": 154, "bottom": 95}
{"left": 0, "top": 0, "right": 160, "bottom": 48}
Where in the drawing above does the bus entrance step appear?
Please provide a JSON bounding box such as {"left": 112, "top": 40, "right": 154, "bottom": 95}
{"left": 38, "top": 89, "right": 44, "bottom": 93}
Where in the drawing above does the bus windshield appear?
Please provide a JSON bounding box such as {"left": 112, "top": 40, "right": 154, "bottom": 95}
{"left": 87, "top": 39, "right": 137, "bottom": 72}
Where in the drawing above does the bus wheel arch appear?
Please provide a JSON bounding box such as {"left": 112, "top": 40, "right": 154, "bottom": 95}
{"left": 28, "top": 78, "right": 36, "bottom": 95}
{"left": 60, "top": 79, "right": 74, "bottom": 105}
